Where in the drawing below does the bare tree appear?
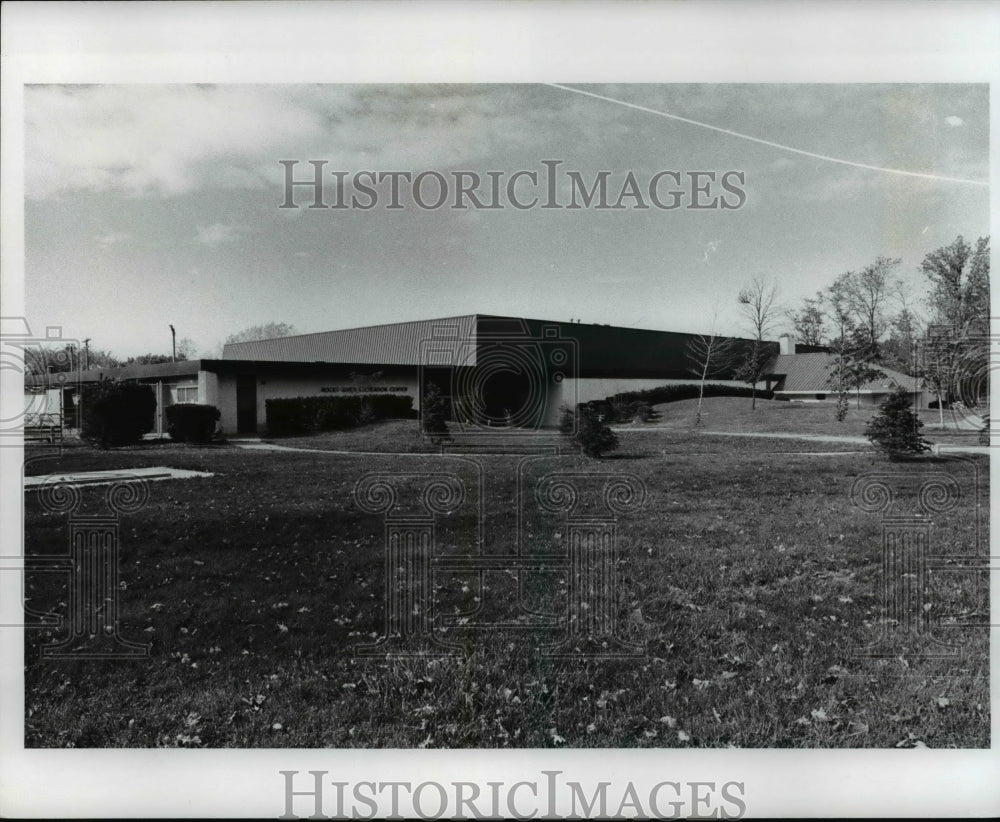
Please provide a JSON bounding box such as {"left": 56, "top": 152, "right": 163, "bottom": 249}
{"left": 736, "top": 277, "right": 780, "bottom": 409}
{"left": 788, "top": 292, "right": 827, "bottom": 346}
{"left": 224, "top": 322, "right": 298, "bottom": 346}
{"left": 686, "top": 324, "right": 736, "bottom": 426}
{"left": 828, "top": 257, "right": 901, "bottom": 359}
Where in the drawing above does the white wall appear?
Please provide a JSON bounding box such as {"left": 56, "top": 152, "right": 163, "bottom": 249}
{"left": 213, "top": 371, "right": 421, "bottom": 434}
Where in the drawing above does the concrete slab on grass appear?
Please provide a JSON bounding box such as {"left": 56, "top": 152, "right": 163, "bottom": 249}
{"left": 24, "top": 466, "right": 214, "bottom": 490}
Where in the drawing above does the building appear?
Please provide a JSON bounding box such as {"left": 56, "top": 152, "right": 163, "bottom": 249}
{"left": 28, "top": 315, "right": 926, "bottom": 437}
{"left": 762, "top": 334, "right": 927, "bottom": 407}
{"left": 26, "top": 314, "right": 768, "bottom": 435}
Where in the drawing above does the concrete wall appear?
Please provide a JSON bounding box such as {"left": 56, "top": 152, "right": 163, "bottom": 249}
{"left": 213, "top": 370, "right": 421, "bottom": 434}
{"left": 214, "top": 374, "right": 240, "bottom": 434}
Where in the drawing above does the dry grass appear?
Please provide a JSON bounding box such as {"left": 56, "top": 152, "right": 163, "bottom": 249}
{"left": 22, "top": 428, "right": 989, "bottom": 749}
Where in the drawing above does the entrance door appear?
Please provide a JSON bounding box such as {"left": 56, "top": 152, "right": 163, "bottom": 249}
{"left": 236, "top": 375, "right": 258, "bottom": 434}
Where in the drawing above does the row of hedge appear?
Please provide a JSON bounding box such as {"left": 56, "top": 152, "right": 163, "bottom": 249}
{"left": 606, "top": 383, "right": 777, "bottom": 406}
{"left": 80, "top": 381, "right": 156, "bottom": 447}
{"left": 266, "top": 394, "right": 416, "bottom": 436}
{"left": 166, "top": 403, "right": 221, "bottom": 443}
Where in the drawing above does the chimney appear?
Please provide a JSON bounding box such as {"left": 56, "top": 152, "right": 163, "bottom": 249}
{"left": 779, "top": 334, "right": 796, "bottom": 356}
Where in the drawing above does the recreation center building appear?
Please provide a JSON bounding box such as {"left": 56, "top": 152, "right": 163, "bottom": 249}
{"left": 24, "top": 314, "right": 925, "bottom": 436}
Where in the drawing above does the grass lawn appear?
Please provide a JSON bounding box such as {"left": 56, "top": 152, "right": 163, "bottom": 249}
{"left": 620, "top": 396, "right": 984, "bottom": 448}
{"left": 22, "top": 418, "right": 989, "bottom": 749}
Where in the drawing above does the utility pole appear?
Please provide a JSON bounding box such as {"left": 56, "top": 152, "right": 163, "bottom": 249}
{"left": 170, "top": 325, "right": 176, "bottom": 363}
{"left": 83, "top": 338, "right": 91, "bottom": 370}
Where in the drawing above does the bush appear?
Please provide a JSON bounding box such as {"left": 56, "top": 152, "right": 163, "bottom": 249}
{"left": 420, "top": 383, "right": 451, "bottom": 444}
{"left": 557, "top": 403, "right": 576, "bottom": 435}
{"left": 80, "top": 379, "right": 156, "bottom": 447}
{"left": 266, "top": 394, "right": 415, "bottom": 436}
{"left": 166, "top": 403, "right": 221, "bottom": 444}
{"left": 979, "top": 415, "right": 990, "bottom": 446}
{"left": 864, "top": 387, "right": 932, "bottom": 459}
{"left": 606, "top": 383, "right": 775, "bottom": 408}
{"left": 561, "top": 404, "right": 618, "bottom": 458}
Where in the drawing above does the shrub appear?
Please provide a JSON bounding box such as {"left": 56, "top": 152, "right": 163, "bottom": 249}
{"left": 606, "top": 383, "right": 775, "bottom": 408}
{"left": 979, "top": 415, "right": 990, "bottom": 446}
{"left": 557, "top": 403, "right": 576, "bottom": 435}
{"left": 266, "top": 394, "right": 414, "bottom": 436}
{"left": 166, "top": 403, "right": 221, "bottom": 444}
{"left": 420, "top": 383, "right": 451, "bottom": 444}
{"left": 864, "top": 387, "right": 932, "bottom": 459}
{"left": 561, "top": 404, "right": 618, "bottom": 458}
{"left": 80, "top": 379, "right": 156, "bottom": 447}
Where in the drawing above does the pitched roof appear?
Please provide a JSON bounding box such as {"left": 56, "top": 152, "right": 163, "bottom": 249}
{"left": 221, "top": 313, "right": 768, "bottom": 378}
{"left": 764, "top": 353, "right": 920, "bottom": 392}
{"left": 222, "top": 314, "right": 479, "bottom": 366}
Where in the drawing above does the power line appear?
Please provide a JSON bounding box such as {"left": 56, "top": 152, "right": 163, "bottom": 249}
{"left": 546, "top": 83, "right": 988, "bottom": 188}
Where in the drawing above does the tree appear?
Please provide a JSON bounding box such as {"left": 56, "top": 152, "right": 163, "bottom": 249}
{"left": 828, "top": 258, "right": 901, "bottom": 360}
{"left": 175, "top": 337, "right": 200, "bottom": 360}
{"left": 736, "top": 277, "right": 779, "bottom": 410}
{"left": 865, "top": 386, "right": 931, "bottom": 460}
{"left": 421, "top": 382, "right": 451, "bottom": 444}
{"left": 686, "top": 329, "right": 736, "bottom": 425}
{"left": 80, "top": 379, "right": 156, "bottom": 448}
{"left": 880, "top": 302, "right": 923, "bottom": 376}
{"left": 788, "top": 293, "right": 827, "bottom": 346}
{"left": 919, "top": 236, "right": 990, "bottom": 428}
{"left": 224, "top": 322, "right": 298, "bottom": 346}
{"left": 125, "top": 353, "right": 177, "bottom": 365}
{"left": 921, "top": 235, "right": 989, "bottom": 334}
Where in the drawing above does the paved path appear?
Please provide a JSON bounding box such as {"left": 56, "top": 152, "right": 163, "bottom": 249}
{"left": 232, "top": 442, "right": 561, "bottom": 458}
{"left": 24, "top": 466, "right": 214, "bottom": 490}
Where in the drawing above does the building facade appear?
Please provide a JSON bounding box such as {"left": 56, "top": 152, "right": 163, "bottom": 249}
{"left": 27, "top": 314, "right": 927, "bottom": 437}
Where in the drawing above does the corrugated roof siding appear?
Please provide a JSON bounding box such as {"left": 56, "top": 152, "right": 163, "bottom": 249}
{"left": 766, "top": 353, "right": 920, "bottom": 392}
{"left": 222, "top": 315, "right": 479, "bottom": 366}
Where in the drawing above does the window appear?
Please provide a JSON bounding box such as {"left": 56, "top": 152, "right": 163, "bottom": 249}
{"left": 176, "top": 386, "right": 198, "bottom": 403}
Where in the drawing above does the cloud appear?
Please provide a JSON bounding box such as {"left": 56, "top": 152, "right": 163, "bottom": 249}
{"left": 26, "top": 85, "right": 329, "bottom": 199}
{"left": 196, "top": 223, "right": 240, "bottom": 247}
{"left": 944, "top": 115, "right": 965, "bottom": 127}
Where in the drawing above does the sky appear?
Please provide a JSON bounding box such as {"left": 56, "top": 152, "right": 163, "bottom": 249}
{"left": 23, "top": 83, "right": 989, "bottom": 358}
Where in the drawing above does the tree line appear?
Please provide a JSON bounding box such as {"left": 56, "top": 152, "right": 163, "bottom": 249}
{"left": 686, "top": 234, "right": 990, "bottom": 420}
{"left": 25, "top": 322, "right": 298, "bottom": 375}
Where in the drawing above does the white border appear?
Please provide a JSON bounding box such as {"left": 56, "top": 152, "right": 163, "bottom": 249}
{"left": 2, "top": 1, "right": 998, "bottom": 818}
